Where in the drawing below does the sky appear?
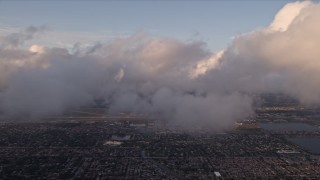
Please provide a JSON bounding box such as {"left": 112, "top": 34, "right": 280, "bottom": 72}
{"left": 0, "top": 0, "right": 301, "bottom": 51}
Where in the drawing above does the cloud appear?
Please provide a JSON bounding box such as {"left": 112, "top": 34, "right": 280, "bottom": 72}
{"left": 0, "top": 30, "right": 252, "bottom": 129}
{"left": 269, "top": 1, "right": 311, "bottom": 32}
{"left": 0, "top": 1, "right": 320, "bottom": 130}
{"left": 0, "top": 25, "right": 47, "bottom": 48}
{"left": 205, "top": 0, "right": 320, "bottom": 104}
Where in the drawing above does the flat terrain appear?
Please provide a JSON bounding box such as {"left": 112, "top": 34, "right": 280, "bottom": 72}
{"left": 0, "top": 120, "right": 319, "bottom": 179}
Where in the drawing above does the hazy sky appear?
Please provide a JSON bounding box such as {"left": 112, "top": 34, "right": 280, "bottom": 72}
{"left": 0, "top": 0, "right": 301, "bottom": 51}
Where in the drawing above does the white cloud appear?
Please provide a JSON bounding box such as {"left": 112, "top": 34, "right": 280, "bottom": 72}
{"left": 1, "top": 1, "right": 320, "bottom": 131}
{"left": 269, "top": 1, "right": 312, "bottom": 32}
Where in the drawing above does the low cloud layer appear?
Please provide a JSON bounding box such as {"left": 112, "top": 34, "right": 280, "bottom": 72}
{"left": 0, "top": 1, "right": 319, "bottom": 130}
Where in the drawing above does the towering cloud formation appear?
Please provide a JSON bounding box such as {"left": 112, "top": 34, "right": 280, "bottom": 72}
{"left": 212, "top": 0, "right": 320, "bottom": 104}
{"left": 0, "top": 1, "right": 319, "bottom": 130}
